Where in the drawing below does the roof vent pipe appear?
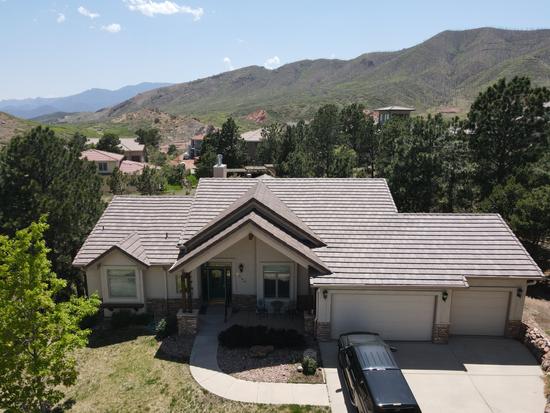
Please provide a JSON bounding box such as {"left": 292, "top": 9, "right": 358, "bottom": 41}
{"left": 213, "top": 154, "right": 227, "bottom": 178}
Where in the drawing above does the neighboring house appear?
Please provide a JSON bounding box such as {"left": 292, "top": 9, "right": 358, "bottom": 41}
{"left": 81, "top": 149, "right": 124, "bottom": 175}
{"left": 74, "top": 162, "right": 543, "bottom": 343}
{"left": 81, "top": 149, "right": 153, "bottom": 175}
{"left": 88, "top": 138, "right": 146, "bottom": 162}
{"left": 241, "top": 129, "right": 263, "bottom": 162}
{"left": 374, "top": 106, "right": 415, "bottom": 125}
{"left": 188, "top": 134, "right": 204, "bottom": 158}
{"left": 170, "top": 156, "right": 196, "bottom": 174}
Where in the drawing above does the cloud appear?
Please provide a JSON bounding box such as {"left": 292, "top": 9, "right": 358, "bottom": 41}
{"left": 56, "top": 13, "right": 66, "bottom": 23}
{"left": 124, "top": 0, "right": 204, "bottom": 20}
{"left": 101, "top": 23, "right": 122, "bottom": 33}
{"left": 264, "top": 56, "right": 281, "bottom": 70}
{"left": 78, "top": 6, "right": 100, "bottom": 19}
{"left": 223, "top": 57, "right": 234, "bottom": 71}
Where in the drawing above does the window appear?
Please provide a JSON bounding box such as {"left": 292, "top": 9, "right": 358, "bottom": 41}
{"left": 263, "top": 264, "right": 290, "bottom": 299}
{"left": 107, "top": 268, "right": 137, "bottom": 298}
{"left": 98, "top": 162, "right": 108, "bottom": 172}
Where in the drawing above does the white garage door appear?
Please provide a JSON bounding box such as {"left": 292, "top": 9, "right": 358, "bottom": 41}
{"left": 450, "top": 290, "right": 509, "bottom": 336}
{"left": 330, "top": 293, "right": 436, "bottom": 340}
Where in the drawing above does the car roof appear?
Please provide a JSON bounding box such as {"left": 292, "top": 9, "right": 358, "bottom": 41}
{"left": 363, "top": 369, "right": 418, "bottom": 407}
{"left": 341, "top": 333, "right": 398, "bottom": 370}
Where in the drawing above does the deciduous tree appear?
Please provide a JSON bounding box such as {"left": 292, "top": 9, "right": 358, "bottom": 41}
{"left": 0, "top": 219, "right": 100, "bottom": 412}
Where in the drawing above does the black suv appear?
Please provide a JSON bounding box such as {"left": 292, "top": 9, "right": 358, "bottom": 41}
{"left": 338, "top": 332, "right": 421, "bottom": 413}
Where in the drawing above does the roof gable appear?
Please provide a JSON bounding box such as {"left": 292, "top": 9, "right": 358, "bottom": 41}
{"left": 171, "top": 211, "right": 330, "bottom": 274}
{"left": 182, "top": 181, "right": 325, "bottom": 252}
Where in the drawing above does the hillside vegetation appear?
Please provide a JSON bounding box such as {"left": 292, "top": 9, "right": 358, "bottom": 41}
{"left": 99, "top": 28, "right": 550, "bottom": 121}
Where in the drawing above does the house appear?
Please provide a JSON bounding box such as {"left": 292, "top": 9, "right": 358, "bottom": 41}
{"left": 374, "top": 106, "right": 415, "bottom": 125}
{"left": 81, "top": 149, "right": 154, "bottom": 175}
{"left": 74, "top": 162, "right": 542, "bottom": 343}
{"left": 88, "top": 138, "right": 146, "bottom": 162}
{"left": 241, "top": 129, "right": 263, "bottom": 161}
{"left": 81, "top": 149, "right": 125, "bottom": 175}
{"left": 188, "top": 134, "right": 205, "bottom": 158}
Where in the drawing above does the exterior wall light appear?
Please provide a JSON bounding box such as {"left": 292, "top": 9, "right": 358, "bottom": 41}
{"left": 322, "top": 289, "right": 328, "bottom": 300}
{"left": 517, "top": 287, "right": 523, "bottom": 298}
{"left": 239, "top": 263, "right": 244, "bottom": 273}
{"left": 442, "top": 291, "right": 448, "bottom": 302}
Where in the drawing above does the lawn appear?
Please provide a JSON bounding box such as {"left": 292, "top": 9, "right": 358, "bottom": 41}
{"left": 60, "top": 328, "right": 328, "bottom": 413}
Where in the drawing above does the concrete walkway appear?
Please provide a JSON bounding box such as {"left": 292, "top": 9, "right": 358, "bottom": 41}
{"left": 189, "top": 308, "right": 330, "bottom": 407}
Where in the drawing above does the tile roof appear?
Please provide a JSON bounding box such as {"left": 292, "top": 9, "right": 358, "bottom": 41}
{"left": 182, "top": 181, "right": 325, "bottom": 251}
{"left": 75, "top": 177, "right": 544, "bottom": 287}
{"left": 375, "top": 106, "right": 416, "bottom": 112}
{"left": 87, "top": 138, "right": 144, "bottom": 152}
{"left": 179, "top": 178, "right": 398, "bottom": 245}
{"left": 310, "top": 213, "right": 542, "bottom": 286}
{"left": 73, "top": 196, "right": 193, "bottom": 267}
{"left": 241, "top": 129, "right": 263, "bottom": 142}
{"left": 81, "top": 149, "right": 124, "bottom": 162}
{"left": 119, "top": 160, "right": 158, "bottom": 174}
{"left": 171, "top": 211, "right": 330, "bottom": 274}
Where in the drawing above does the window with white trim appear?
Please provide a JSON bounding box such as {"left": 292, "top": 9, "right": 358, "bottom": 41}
{"left": 107, "top": 268, "right": 137, "bottom": 298}
{"left": 263, "top": 264, "right": 290, "bottom": 299}
{"left": 98, "top": 162, "right": 108, "bottom": 172}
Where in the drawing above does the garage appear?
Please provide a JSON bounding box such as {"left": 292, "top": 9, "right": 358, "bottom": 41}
{"left": 450, "top": 290, "right": 509, "bottom": 336}
{"left": 330, "top": 292, "right": 436, "bottom": 340}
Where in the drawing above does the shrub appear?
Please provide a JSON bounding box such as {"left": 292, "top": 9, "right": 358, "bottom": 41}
{"left": 155, "top": 315, "right": 178, "bottom": 339}
{"left": 218, "top": 325, "right": 305, "bottom": 349}
{"left": 79, "top": 308, "right": 101, "bottom": 329}
{"left": 110, "top": 310, "right": 134, "bottom": 329}
{"left": 302, "top": 356, "right": 318, "bottom": 375}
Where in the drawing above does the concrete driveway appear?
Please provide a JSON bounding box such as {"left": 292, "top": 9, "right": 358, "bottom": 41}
{"left": 320, "top": 337, "right": 546, "bottom": 413}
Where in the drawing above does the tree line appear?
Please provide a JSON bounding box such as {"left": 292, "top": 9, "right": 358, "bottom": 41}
{"left": 197, "top": 77, "right": 550, "bottom": 266}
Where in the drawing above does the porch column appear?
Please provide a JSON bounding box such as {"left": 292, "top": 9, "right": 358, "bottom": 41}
{"left": 180, "top": 271, "right": 193, "bottom": 313}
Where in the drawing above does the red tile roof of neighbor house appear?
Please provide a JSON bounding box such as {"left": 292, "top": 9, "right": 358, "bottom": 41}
{"left": 81, "top": 149, "right": 124, "bottom": 162}
{"left": 118, "top": 160, "right": 156, "bottom": 175}
{"left": 74, "top": 177, "right": 544, "bottom": 287}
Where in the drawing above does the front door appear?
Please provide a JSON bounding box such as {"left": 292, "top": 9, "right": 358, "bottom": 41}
{"left": 204, "top": 265, "right": 231, "bottom": 303}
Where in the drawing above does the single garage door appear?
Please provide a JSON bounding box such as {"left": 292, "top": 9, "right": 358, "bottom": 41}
{"left": 450, "top": 290, "right": 509, "bottom": 336}
{"left": 330, "top": 293, "right": 436, "bottom": 340}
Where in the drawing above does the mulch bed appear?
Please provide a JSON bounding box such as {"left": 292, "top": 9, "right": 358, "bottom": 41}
{"left": 157, "top": 335, "right": 195, "bottom": 362}
{"left": 217, "top": 345, "right": 324, "bottom": 384}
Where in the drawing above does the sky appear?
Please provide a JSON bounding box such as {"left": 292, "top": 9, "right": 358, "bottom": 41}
{"left": 0, "top": 0, "right": 549, "bottom": 100}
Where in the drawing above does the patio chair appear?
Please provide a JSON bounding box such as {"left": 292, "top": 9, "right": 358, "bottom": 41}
{"left": 271, "top": 300, "right": 284, "bottom": 317}
{"left": 256, "top": 299, "right": 267, "bottom": 319}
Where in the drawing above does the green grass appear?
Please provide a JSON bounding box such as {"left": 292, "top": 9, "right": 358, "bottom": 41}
{"left": 61, "top": 329, "right": 328, "bottom": 413}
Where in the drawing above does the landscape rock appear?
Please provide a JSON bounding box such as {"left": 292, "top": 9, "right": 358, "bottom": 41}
{"left": 249, "top": 345, "right": 275, "bottom": 358}
{"left": 296, "top": 364, "right": 304, "bottom": 373}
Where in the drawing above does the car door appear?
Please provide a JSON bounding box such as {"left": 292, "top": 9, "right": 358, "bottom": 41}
{"left": 339, "top": 348, "right": 359, "bottom": 408}
{"left": 349, "top": 352, "right": 373, "bottom": 413}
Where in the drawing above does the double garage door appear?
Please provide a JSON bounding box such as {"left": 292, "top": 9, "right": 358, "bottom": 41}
{"left": 330, "top": 293, "right": 436, "bottom": 340}
{"left": 330, "top": 289, "right": 511, "bottom": 340}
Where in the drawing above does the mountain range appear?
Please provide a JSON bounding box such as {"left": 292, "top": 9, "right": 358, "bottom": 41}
{"left": 0, "top": 82, "right": 171, "bottom": 119}
{"left": 99, "top": 27, "right": 550, "bottom": 122}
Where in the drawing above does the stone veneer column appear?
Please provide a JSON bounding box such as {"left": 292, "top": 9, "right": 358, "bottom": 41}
{"left": 177, "top": 309, "right": 199, "bottom": 336}
{"left": 505, "top": 320, "right": 524, "bottom": 339}
{"left": 432, "top": 323, "right": 450, "bottom": 344}
{"left": 315, "top": 321, "right": 331, "bottom": 341}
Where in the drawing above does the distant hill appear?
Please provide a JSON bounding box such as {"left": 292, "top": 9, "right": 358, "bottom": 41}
{"left": 101, "top": 28, "right": 550, "bottom": 121}
{"left": 0, "top": 82, "right": 171, "bottom": 119}
{"left": 0, "top": 112, "right": 35, "bottom": 144}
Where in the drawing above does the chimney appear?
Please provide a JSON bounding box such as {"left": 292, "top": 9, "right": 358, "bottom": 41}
{"left": 213, "top": 154, "right": 227, "bottom": 178}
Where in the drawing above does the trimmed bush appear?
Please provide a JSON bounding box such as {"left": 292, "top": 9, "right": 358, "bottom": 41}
{"left": 302, "top": 356, "right": 318, "bottom": 375}
{"left": 218, "top": 325, "right": 305, "bottom": 349}
{"left": 155, "top": 315, "right": 178, "bottom": 339}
